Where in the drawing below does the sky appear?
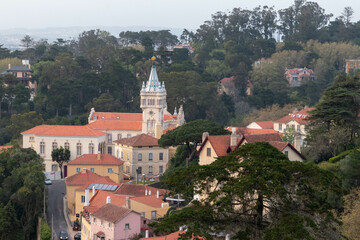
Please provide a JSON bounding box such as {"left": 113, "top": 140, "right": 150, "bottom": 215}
{"left": 1, "top": 0, "right": 360, "bottom": 30}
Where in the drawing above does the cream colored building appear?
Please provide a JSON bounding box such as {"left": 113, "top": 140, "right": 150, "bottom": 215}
{"left": 21, "top": 125, "right": 106, "bottom": 174}
{"left": 114, "top": 134, "right": 169, "bottom": 178}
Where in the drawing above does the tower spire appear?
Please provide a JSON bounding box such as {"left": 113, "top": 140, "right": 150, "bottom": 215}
{"left": 145, "top": 56, "right": 162, "bottom": 92}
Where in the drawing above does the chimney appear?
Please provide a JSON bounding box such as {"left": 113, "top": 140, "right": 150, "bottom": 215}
{"left": 145, "top": 189, "right": 148, "bottom": 195}
{"left": 230, "top": 128, "right": 237, "bottom": 147}
{"left": 226, "top": 234, "right": 230, "bottom": 240}
{"left": 145, "top": 230, "right": 149, "bottom": 238}
{"left": 125, "top": 197, "right": 131, "bottom": 209}
{"left": 97, "top": 152, "right": 101, "bottom": 160}
{"left": 92, "top": 185, "right": 95, "bottom": 196}
{"left": 202, "top": 132, "right": 209, "bottom": 142}
{"left": 8, "top": 64, "right": 10, "bottom": 69}
{"left": 84, "top": 189, "right": 89, "bottom": 206}
{"left": 106, "top": 196, "right": 111, "bottom": 204}
{"left": 149, "top": 190, "right": 151, "bottom": 195}
{"left": 157, "top": 190, "right": 159, "bottom": 199}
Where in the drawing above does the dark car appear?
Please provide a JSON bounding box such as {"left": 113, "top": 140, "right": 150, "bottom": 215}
{"left": 74, "top": 232, "right": 81, "bottom": 240}
{"left": 59, "top": 231, "right": 69, "bottom": 240}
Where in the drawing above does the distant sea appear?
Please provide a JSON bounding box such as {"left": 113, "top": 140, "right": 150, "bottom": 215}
{"left": 0, "top": 26, "right": 186, "bottom": 50}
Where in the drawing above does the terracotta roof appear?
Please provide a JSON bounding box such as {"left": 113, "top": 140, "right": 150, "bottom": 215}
{"left": 274, "top": 108, "right": 315, "bottom": 125}
{"left": 140, "top": 231, "right": 203, "bottom": 240}
{"left": 163, "top": 126, "right": 176, "bottom": 134}
{"left": 96, "top": 231, "right": 105, "bottom": 237}
{"left": 227, "top": 127, "right": 277, "bottom": 135}
{"left": 90, "top": 112, "right": 142, "bottom": 121}
{"left": 87, "top": 120, "right": 142, "bottom": 131}
{"left": 254, "top": 121, "right": 274, "bottom": 129}
{"left": 114, "top": 183, "right": 166, "bottom": 197}
{"left": 91, "top": 203, "right": 134, "bottom": 223}
{"left": 241, "top": 133, "right": 282, "bottom": 143}
{"left": 21, "top": 125, "right": 106, "bottom": 137}
{"left": 219, "top": 76, "right": 234, "bottom": 84}
{"left": 65, "top": 170, "right": 104, "bottom": 186}
{"left": 85, "top": 190, "right": 127, "bottom": 213}
{"left": 113, "top": 134, "right": 159, "bottom": 147}
{"left": 0, "top": 145, "right": 12, "bottom": 152}
{"left": 164, "top": 114, "right": 176, "bottom": 121}
{"left": 68, "top": 154, "right": 123, "bottom": 166}
{"left": 198, "top": 135, "right": 239, "bottom": 157}
{"left": 131, "top": 194, "right": 167, "bottom": 208}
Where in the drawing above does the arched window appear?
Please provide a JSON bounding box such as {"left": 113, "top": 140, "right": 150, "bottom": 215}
{"left": 64, "top": 142, "right": 70, "bottom": 150}
{"left": 77, "top": 143, "right": 82, "bottom": 156}
{"left": 89, "top": 143, "right": 94, "bottom": 154}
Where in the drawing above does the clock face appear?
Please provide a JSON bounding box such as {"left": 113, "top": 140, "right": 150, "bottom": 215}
{"left": 149, "top": 110, "right": 154, "bottom": 115}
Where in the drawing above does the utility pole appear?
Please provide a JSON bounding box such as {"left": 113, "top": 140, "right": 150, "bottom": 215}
{"left": 43, "top": 185, "right": 46, "bottom": 218}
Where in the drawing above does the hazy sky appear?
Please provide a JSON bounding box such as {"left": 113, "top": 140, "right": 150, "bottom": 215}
{"left": 1, "top": 0, "right": 360, "bottom": 30}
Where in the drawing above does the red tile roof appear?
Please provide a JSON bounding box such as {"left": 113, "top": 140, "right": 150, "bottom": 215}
{"left": 219, "top": 76, "right": 234, "bottom": 84}
{"left": 274, "top": 108, "right": 315, "bottom": 125}
{"left": 87, "top": 120, "right": 142, "bottom": 131}
{"left": 91, "top": 203, "right": 134, "bottom": 223}
{"left": 65, "top": 170, "right": 115, "bottom": 186}
{"left": 163, "top": 126, "right": 176, "bottom": 134}
{"left": 21, "top": 125, "right": 106, "bottom": 137}
{"left": 131, "top": 194, "right": 167, "bottom": 208}
{"left": 114, "top": 183, "right": 166, "bottom": 197}
{"left": 254, "top": 121, "right": 274, "bottom": 129}
{"left": 90, "top": 112, "right": 142, "bottom": 121}
{"left": 164, "top": 114, "right": 176, "bottom": 121}
{"left": 113, "top": 134, "right": 159, "bottom": 147}
{"left": 68, "top": 154, "right": 123, "bottom": 166}
{"left": 241, "top": 133, "right": 282, "bottom": 143}
{"left": 268, "top": 141, "right": 306, "bottom": 161}
{"left": 197, "top": 135, "right": 239, "bottom": 157}
{"left": 0, "top": 145, "right": 12, "bottom": 152}
{"left": 85, "top": 190, "right": 127, "bottom": 213}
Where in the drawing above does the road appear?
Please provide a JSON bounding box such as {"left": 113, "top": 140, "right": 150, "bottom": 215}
{"left": 46, "top": 180, "right": 72, "bottom": 240}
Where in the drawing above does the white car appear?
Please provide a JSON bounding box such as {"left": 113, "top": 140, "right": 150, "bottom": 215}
{"left": 45, "top": 178, "right": 52, "bottom": 185}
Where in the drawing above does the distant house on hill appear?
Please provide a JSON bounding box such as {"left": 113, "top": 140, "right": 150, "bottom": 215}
{"left": 167, "top": 43, "right": 194, "bottom": 53}
{"left": 246, "top": 120, "right": 274, "bottom": 129}
{"left": 285, "top": 68, "right": 315, "bottom": 87}
{"left": 345, "top": 59, "right": 360, "bottom": 74}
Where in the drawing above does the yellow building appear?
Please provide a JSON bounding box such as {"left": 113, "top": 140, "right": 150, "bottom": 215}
{"left": 67, "top": 153, "right": 124, "bottom": 183}
{"left": 65, "top": 170, "right": 117, "bottom": 221}
{"left": 114, "top": 134, "right": 169, "bottom": 178}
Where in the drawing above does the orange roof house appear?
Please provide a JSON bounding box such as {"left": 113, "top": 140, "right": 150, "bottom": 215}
{"left": 114, "top": 134, "right": 159, "bottom": 147}
{"left": 0, "top": 145, "right": 13, "bottom": 152}
{"left": 246, "top": 120, "right": 274, "bottom": 129}
{"left": 22, "top": 124, "right": 106, "bottom": 137}
{"left": 285, "top": 68, "right": 315, "bottom": 87}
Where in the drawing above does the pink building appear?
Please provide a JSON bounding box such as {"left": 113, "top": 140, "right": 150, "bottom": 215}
{"left": 285, "top": 68, "right": 315, "bottom": 87}
{"left": 90, "top": 203, "right": 141, "bottom": 240}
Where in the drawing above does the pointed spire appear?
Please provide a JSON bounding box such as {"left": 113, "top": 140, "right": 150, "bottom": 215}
{"left": 145, "top": 56, "right": 162, "bottom": 92}
{"left": 142, "top": 81, "right": 145, "bottom": 90}
{"left": 174, "top": 107, "right": 177, "bottom": 115}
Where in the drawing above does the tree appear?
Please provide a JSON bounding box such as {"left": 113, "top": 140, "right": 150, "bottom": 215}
{"left": 154, "top": 142, "right": 343, "bottom": 239}
{"left": 21, "top": 35, "right": 34, "bottom": 49}
{"left": 159, "top": 120, "right": 229, "bottom": 167}
{"left": 341, "top": 7, "right": 354, "bottom": 27}
{"left": 51, "top": 147, "right": 70, "bottom": 178}
{"left": 341, "top": 187, "right": 360, "bottom": 239}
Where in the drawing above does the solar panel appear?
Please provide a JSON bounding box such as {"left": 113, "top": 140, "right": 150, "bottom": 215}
{"left": 86, "top": 184, "right": 118, "bottom": 191}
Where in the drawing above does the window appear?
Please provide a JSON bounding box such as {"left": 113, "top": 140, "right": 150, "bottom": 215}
{"left": 284, "top": 151, "right": 288, "bottom": 157}
{"left": 29, "top": 136, "right": 34, "bottom": 142}
{"left": 159, "top": 152, "right": 163, "bottom": 160}
{"left": 117, "top": 134, "right": 122, "bottom": 140}
{"left": 40, "top": 142, "right": 45, "bottom": 154}
{"left": 121, "top": 151, "right": 123, "bottom": 159}
{"left": 142, "top": 99, "right": 146, "bottom": 106}
{"left": 93, "top": 217, "right": 96, "bottom": 223}
{"left": 149, "top": 153, "right": 153, "bottom": 161}
{"left": 81, "top": 195, "right": 85, "bottom": 203}
{"left": 101, "top": 220, "right": 103, "bottom": 226}
{"left": 126, "top": 166, "right": 130, "bottom": 173}
{"left": 291, "top": 124, "right": 295, "bottom": 129}
{"left": 138, "top": 153, "right": 142, "bottom": 161}
{"left": 137, "top": 167, "right": 142, "bottom": 174}
{"left": 297, "top": 125, "right": 301, "bottom": 132}
{"left": 151, "top": 211, "right": 157, "bottom": 219}
{"left": 64, "top": 142, "right": 70, "bottom": 150}
{"left": 76, "top": 167, "right": 80, "bottom": 173}
{"left": 90, "top": 168, "right": 94, "bottom": 173}
{"left": 206, "top": 148, "right": 211, "bottom": 157}
{"left": 52, "top": 142, "right": 57, "bottom": 150}
{"left": 77, "top": 143, "right": 82, "bottom": 156}
{"left": 127, "top": 134, "right": 131, "bottom": 138}
{"left": 108, "top": 168, "right": 113, "bottom": 173}
{"left": 286, "top": 124, "right": 289, "bottom": 130}
{"left": 140, "top": 212, "right": 145, "bottom": 217}
{"left": 107, "top": 146, "right": 112, "bottom": 155}
{"left": 107, "top": 134, "right": 112, "bottom": 144}
{"left": 109, "top": 223, "right": 112, "bottom": 228}
{"left": 159, "top": 165, "right": 163, "bottom": 174}
{"left": 125, "top": 223, "right": 130, "bottom": 230}
{"left": 278, "top": 123, "right": 282, "bottom": 131}
{"left": 116, "top": 150, "right": 119, "bottom": 158}
{"left": 149, "top": 166, "right": 153, "bottom": 174}
{"left": 89, "top": 143, "right": 94, "bottom": 154}
{"left": 127, "top": 152, "right": 130, "bottom": 160}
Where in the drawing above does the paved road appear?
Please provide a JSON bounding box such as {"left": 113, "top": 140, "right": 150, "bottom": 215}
{"left": 46, "top": 180, "right": 71, "bottom": 240}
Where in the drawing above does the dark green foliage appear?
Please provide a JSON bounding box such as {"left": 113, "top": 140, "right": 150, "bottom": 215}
{"left": 51, "top": 146, "right": 70, "bottom": 178}
{"left": 0, "top": 147, "right": 44, "bottom": 240}
{"left": 154, "top": 143, "right": 343, "bottom": 239}
{"left": 40, "top": 218, "right": 51, "bottom": 240}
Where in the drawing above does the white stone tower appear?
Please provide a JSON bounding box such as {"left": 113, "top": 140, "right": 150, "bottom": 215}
{"left": 140, "top": 57, "right": 167, "bottom": 137}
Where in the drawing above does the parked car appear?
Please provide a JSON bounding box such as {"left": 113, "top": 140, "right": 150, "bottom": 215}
{"left": 59, "top": 231, "right": 68, "bottom": 240}
{"left": 45, "top": 178, "right": 52, "bottom": 185}
{"left": 74, "top": 232, "right": 81, "bottom": 240}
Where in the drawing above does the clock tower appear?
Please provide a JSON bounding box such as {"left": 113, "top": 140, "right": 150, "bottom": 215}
{"left": 140, "top": 57, "right": 167, "bottom": 137}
